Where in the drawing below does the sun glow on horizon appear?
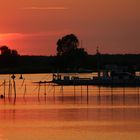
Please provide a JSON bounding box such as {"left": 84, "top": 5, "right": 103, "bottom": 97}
{"left": 0, "top": 33, "right": 24, "bottom": 41}
{"left": 0, "top": 30, "right": 73, "bottom": 55}
{"left": 0, "top": 0, "right": 139, "bottom": 55}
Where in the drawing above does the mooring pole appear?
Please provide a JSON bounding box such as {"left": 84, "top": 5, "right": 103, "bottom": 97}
{"left": 44, "top": 90, "right": 47, "bottom": 104}
{"left": 138, "top": 87, "right": 139, "bottom": 105}
{"left": 23, "top": 84, "right": 27, "bottom": 98}
{"left": 13, "top": 80, "right": 16, "bottom": 99}
{"left": 61, "top": 85, "right": 64, "bottom": 102}
{"left": 123, "top": 87, "right": 125, "bottom": 105}
{"left": 81, "top": 85, "right": 83, "bottom": 103}
{"left": 3, "top": 80, "right": 6, "bottom": 99}
{"left": 53, "top": 85, "right": 56, "bottom": 103}
{"left": 11, "top": 74, "right": 16, "bottom": 99}
{"left": 111, "top": 87, "right": 113, "bottom": 105}
{"left": 74, "top": 85, "right": 76, "bottom": 102}
{"left": 8, "top": 79, "right": 11, "bottom": 100}
{"left": 44, "top": 82, "right": 46, "bottom": 95}
{"left": 98, "top": 86, "right": 101, "bottom": 105}
{"left": 38, "top": 82, "right": 41, "bottom": 100}
{"left": 87, "top": 85, "right": 89, "bottom": 104}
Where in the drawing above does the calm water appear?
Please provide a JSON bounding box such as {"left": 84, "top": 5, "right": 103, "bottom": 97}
{"left": 0, "top": 73, "right": 140, "bottom": 140}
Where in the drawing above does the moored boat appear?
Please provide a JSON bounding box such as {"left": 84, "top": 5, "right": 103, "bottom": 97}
{"left": 52, "top": 72, "right": 140, "bottom": 87}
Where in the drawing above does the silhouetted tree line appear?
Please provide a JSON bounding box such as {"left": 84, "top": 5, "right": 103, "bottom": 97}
{"left": 0, "top": 34, "right": 140, "bottom": 74}
{"left": 0, "top": 46, "right": 20, "bottom": 68}
{"left": 98, "top": 54, "right": 140, "bottom": 72}
{"left": 16, "top": 54, "right": 140, "bottom": 73}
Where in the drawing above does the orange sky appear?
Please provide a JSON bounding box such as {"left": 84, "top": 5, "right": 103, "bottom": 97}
{"left": 0, "top": 0, "right": 140, "bottom": 55}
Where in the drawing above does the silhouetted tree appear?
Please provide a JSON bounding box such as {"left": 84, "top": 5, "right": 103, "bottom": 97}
{"left": 11, "top": 50, "right": 19, "bottom": 56}
{"left": 0, "top": 45, "right": 20, "bottom": 68}
{"left": 0, "top": 46, "right": 11, "bottom": 56}
{"left": 56, "top": 34, "right": 87, "bottom": 56}
{"left": 56, "top": 34, "right": 88, "bottom": 71}
{"left": 0, "top": 46, "right": 19, "bottom": 56}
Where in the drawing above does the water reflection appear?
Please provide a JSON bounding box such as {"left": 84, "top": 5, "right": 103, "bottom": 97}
{"left": 0, "top": 74, "right": 140, "bottom": 140}
{"left": 0, "top": 103, "right": 140, "bottom": 123}
{"left": 1, "top": 90, "right": 140, "bottom": 123}
{"left": 2, "top": 88, "right": 140, "bottom": 105}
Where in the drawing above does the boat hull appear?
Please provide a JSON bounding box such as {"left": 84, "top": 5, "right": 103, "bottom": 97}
{"left": 52, "top": 79, "right": 140, "bottom": 87}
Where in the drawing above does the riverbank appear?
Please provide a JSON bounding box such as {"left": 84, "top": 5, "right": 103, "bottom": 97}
{"left": 0, "top": 54, "right": 140, "bottom": 74}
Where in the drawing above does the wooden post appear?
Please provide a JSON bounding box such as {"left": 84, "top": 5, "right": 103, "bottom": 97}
{"left": 44, "top": 82, "right": 46, "bottom": 95}
{"left": 74, "top": 85, "right": 76, "bottom": 102}
{"left": 8, "top": 75, "right": 11, "bottom": 100}
{"left": 38, "top": 82, "right": 41, "bottom": 100}
{"left": 138, "top": 87, "right": 139, "bottom": 105}
{"left": 81, "top": 85, "right": 83, "bottom": 97}
{"left": 44, "top": 91, "right": 47, "bottom": 104}
{"left": 61, "top": 86, "right": 64, "bottom": 102}
{"left": 11, "top": 74, "right": 16, "bottom": 100}
{"left": 3, "top": 80, "right": 6, "bottom": 98}
{"left": 123, "top": 87, "right": 125, "bottom": 105}
{"left": 23, "top": 84, "right": 27, "bottom": 98}
{"left": 98, "top": 86, "right": 101, "bottom": 105}
{"left": 13, "top": 79, "right": 16, "bottom": 99}
{"left": 81, "top": 85, "right": 83, "bottom": 103}
{"left": 53, "top": 85, "right": 55, "bottom": 103}
{"left": 8, "top": 80, "right": 11, "bottom": 99}
{"left": 44, "top": 82, "right": 47, "bottom": 103}
{"left": 111, "top": 87, "right": 113, "bottom": 105}
{"left": 87, "top": 85, "right": 89, "bottom": 104}
{"left": 12, "top": 78, "right": 16, "bottom": 105}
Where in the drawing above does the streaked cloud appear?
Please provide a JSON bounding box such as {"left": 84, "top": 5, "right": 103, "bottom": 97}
{"left": 0, "top": 30, "right": 70, "bottom": 41}
{"left": 0, "top": 33, "right": 23, "bottom": 41}
{"left": 22, "top": 6, "right": 68, "bottom": 10}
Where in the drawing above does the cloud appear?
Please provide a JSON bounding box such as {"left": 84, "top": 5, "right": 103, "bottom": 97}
{"left": 0, "top": 32, "right": 49, "bottom": 40}
{"left": 0, "top": 30, "right": 70, "bottom": 41}
{"left": 22, "top": 6, "right": 68, "bottom": 10}
{"left": 0, "top": 33, "right": 23, "bottom": 41}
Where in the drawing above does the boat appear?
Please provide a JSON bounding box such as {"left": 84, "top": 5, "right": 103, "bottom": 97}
{"left": 51, "top": 72, "right": 140, "bottom": 87}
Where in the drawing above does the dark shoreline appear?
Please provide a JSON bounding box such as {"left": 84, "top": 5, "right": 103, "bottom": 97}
{"left": 0, "top": 54, "right": 140, "bottom": 74}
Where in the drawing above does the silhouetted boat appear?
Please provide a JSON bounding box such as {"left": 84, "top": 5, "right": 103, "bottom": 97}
{"left": 51, "top": 72, "right": 140, "bottom": 87}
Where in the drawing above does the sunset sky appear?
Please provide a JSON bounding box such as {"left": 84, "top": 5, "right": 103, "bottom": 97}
{"left": 0, "top": 0, "right": 140, "bottom": 55}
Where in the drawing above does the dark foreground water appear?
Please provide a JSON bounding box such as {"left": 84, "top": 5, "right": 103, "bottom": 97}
{"left": 0, "top": 74, "right": 140, "bottom": 140}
